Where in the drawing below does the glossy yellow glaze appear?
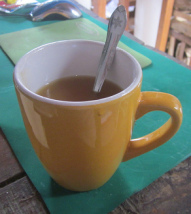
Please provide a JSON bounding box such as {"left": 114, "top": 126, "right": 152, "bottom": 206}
{"left": 15, "top": 83, "right": 182, "bottom": 191}
{"left": 16, "top": 83, "right": 141, "bottom": 191}
{"left": 123, "top": 92, "right": 183, "bottom": 161}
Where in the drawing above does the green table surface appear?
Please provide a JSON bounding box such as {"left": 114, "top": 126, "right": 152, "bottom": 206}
{"left": 0, "top": 5, "right": 191, "bottom": 214}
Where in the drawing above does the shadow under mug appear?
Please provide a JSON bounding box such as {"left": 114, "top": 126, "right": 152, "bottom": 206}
{"left": 13, "top": 40, "right": 182, "bottom": 191}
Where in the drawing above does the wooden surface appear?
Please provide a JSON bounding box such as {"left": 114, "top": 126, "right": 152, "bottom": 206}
{"left": 171, "top": 18, "right": 191, "bottom": 38}
{"left": 91, "top": 0, "right": 136, "bottom": 32}
{"left": 0, "top": 128, "right": 50, "bottom": 214}
{"left": 174, "top": 0, "right": 191, "bottom": 10}
{"left": 110, "top": 157, "right": 191, "bottom": 214}
{"left": 166, "top": 0, "right": 191, "bottom": 67}
{"left": 174, "top": 10, "right": 191, "bottom": 22}
{"left": 155, "top": 0, "right": 175, "bottom": 52}
{"left": 92, "top": 0, "right": 107, "bottom": 19}
{"left": 1, "top": 127, "right": 191, "bottom": 213}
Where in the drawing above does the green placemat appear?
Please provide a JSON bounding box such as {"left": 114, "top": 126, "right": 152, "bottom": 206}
{"left": 0, "top": 18, "right": 151, "bottom": 68}
{"left": 0, "top": 10, "right": 191, "bottom": 214}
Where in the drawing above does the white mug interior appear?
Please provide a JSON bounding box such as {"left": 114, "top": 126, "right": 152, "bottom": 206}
{"left": 14, "top": 40, "right": 142, "bottom": 106}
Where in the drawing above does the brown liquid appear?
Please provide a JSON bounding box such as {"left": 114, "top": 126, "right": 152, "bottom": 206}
{"left": 36, "top": 76, "right": 122, "bottom": 101}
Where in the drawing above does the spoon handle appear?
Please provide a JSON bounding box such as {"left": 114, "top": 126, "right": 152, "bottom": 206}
{"left": 93, "top": 5, "right": 127, "bottom": 93}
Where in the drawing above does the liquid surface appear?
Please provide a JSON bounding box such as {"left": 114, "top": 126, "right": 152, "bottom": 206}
{"left": 36, "top": 76, "right": 122, "bottom": 101}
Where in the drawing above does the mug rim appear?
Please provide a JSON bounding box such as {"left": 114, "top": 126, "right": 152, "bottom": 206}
{"left": 13, "top": 40, "right": 142, "bottom": 107}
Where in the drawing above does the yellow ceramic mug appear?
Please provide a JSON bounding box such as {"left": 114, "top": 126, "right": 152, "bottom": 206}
{"left": 13, "top": 40, "right": 182, "bottom": 191}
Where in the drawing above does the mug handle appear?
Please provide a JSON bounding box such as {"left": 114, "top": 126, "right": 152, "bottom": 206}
{"left": 122, "top": 92, "right": 183, "bottom": 161}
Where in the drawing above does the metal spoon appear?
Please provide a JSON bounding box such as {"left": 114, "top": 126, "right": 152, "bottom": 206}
{"left": 93, "top": 5, "right": 127, "bottom": 93}
{"left": 0, "top": 0, "right": 82, "bottom": 21}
